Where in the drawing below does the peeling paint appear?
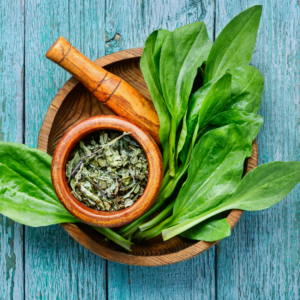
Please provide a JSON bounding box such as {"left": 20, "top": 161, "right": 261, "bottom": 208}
{"left": 105, "top": 33, "right": 124, "bottom": 54}
{"left": 5, "top": 218, "right": 16, "bottom": 299}
{"left": 0, "top": 117, "right": 4, "bottom": 141}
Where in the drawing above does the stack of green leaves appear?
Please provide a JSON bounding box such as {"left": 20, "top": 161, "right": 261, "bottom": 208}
{"left": 118, "top": 5, "right": 300, "bottom": 243}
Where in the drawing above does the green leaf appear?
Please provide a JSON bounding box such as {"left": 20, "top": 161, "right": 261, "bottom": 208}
{"left": 93, "top": 227, "right": 133, "bottom": 252}
{"left": 153, "top": 29, "right": 170, "bottom": 91}
{"left": 224, "top": 161, "right": 300, "bottom": 211}
{"left": 140, "top": 30, "right": 171, "bottom": 170}
{"left": 180, "top": 73, "right": 232, "bottom": 164}
{"left": 163, "top": 161, "right": 300, "bottom": 241}
{"left": 160, "top": 22, "right": 212, "bottom": 175}
{"left": 141, "top": 123, "right": 252, "bottom": 239}
{"left": 0, "top": 142, "right": 78, "bottom": 226}
{"left": 228, "top": 66, "right": 264, "bottom": 114}
{"left": 0, "top": 142, "right": 133, "bottom": 252}
{"left": 160, "top": 22, "right": 212, "bottom": 126}
{"left": 171, "top": 123, "right": 252, "bottom": 226}
{"left": 180, "top": 216, "right": 231, "bottom": 242}
{"left": 205, "top": 5, "right": 262, "bottom": 82}
{"left": 176, "top": 112, "right": 188, "bottom": 160}
{"left": 198, "top": 110, "right": 263, "bottom": 142}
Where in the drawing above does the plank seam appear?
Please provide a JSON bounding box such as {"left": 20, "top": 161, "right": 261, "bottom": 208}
{"left": 23, "top": 0, "right": 26, "bottom": 299}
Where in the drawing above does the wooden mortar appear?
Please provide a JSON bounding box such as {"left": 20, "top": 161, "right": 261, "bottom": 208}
{"left": 51, "top": 116, "right": 163, "bottom": 228}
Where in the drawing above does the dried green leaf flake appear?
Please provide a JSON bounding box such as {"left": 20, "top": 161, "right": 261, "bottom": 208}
{"left": 66, "top": 131, "right": 149, "bottom": 211}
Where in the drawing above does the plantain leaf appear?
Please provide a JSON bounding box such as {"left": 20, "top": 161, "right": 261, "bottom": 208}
{"left": 205, "top": 5, "right": 262, "bottom": 82}
{"left": 228, "top": 65, "right": 264, "bottom": 114}
{"left": 160, "top": 22, "right": 212, "bottom": 127}
{"left": 224, "top": 161, "right": 300, "bottom": 211}
{"left": 180, "top": 216, "right": 231, "bottom": 242}
{"left": 197, "top": 110, "right": 263, "bottom": 143}
{"left": 171, "top": 124, "right": 252, "bottom": 226}
{"left": 179, "top": 73, "right": 232, "bottom": 164}
{"left": 140, "top": 30, "right": 171, "bottom": 170}
{"left": 160, "top": 22, "right": 212, "bottom": 175}
{"left": 153, "top": 29, "right": 170, "bottom": 91}
{"left": 0, "top": 142, "right": 78, "bottom": 226}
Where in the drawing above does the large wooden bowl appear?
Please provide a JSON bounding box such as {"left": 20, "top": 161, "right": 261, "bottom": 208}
{"left": 38, "top": 48, "right": 258, "bottom": 266}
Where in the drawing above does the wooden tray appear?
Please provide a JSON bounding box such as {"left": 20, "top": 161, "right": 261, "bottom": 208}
{"left": 38, "top": 48, "right": 258, "bottom": 266}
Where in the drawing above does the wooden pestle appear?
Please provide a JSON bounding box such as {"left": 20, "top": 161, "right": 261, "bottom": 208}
{"left": 46, "top": 37, "right": 160, "bottom": 144}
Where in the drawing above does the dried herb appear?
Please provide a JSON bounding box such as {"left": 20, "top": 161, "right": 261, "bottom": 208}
{"left": 66, "top": 131, "right": 149, "bottom": 211}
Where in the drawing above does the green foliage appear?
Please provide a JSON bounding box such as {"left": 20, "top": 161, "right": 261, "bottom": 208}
{"left": 0, "top": 142, "right": 77, "bottom": 226}
{"left": 159, "top": 22, "right": 212, "bottom": 175}
{"left": 179, "top": 73, "right": 232, "bottom": 163}
{"left": 140, "top": 30, "right": 171, "bottom": 170}
{"left": 180, "top": 216, "right": 231, "bottom": 242}
{"left": 0, "top": 142, "right": 133, "bottom": 251}
{"left": 163, "top": 161, "right": 300, "bottom": 241}
{"left": 204, "top": 5, "right": 262, "bottom": 82}
{"left": 126, "top": 6, "right": 268, "bottom": 242}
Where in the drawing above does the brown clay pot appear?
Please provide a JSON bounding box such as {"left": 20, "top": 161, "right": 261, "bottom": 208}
{"left": 51, "top": 115, "right": 163, "bottom": 228}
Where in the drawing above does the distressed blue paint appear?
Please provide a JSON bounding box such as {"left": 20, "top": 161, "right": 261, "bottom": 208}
{"left": 105, "top": 0, "right": 215, "bottom": 54}
{"left": 24, "top": 1, "right": 106, "bottom": 299}
{"left": 0, "top": 0, "right": 299, "bottom": 299}
{"left": 107, "top": 249, "right": 216, "bottom": 300}
{"left": 0, "top": 0, "right": 24, "bottom": 299}
{"left": 216, "top": 1, "right": 300, "bottom": 299}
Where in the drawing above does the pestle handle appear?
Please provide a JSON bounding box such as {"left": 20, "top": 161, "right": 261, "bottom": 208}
{"left": 46, "top": 37, "right": 160, "bottom": 144}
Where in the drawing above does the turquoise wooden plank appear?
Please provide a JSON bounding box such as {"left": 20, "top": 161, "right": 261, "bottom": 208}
{"left": 105, "top": 1, "right": 217, "bottom": 299}
{"left": 107, "top": 250, "right": 216, "bottom": 300}
{"left": 105, "top": 0, "right": 215, "bottom": 54}
{"left": 0, "top": 0, "right": 24, "bottom": 299}
{"left": 215, "top": 1, "right": 300, "bottom": 299}
{"left": 24, "top": 1, "right": 107, "bottom": 299}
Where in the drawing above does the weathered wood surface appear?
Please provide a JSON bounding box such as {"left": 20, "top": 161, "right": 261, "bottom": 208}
{"left": 0, "top": 0, "right": 299, "bottom": 299}
{"left": 0, "top": 1, "right": 24, "bottom": 299}
{"left": 215, "top": 1, "right": 300, "bottom": 300}
{"left": 24, "top": 1, "right": 107, "bottom": 300}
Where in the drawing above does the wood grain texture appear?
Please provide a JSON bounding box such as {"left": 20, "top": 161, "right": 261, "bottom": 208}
{"left": 215, "top": 1, "right": 300, "bottom": 299}
{"left": 0, "top": 1, "right": 24, "bottom": 299}
{"left": 24, "top": 1, "right": 107, "bottom": 299}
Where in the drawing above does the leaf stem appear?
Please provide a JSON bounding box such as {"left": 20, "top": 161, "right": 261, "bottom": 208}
{"left": 168, "top": 119, "right": 177, "bottom": 177}
{"left": 162, "top": 203, "right": 229, "bottom": 241}
{"left": 92, "top": 226, "right": 133, "bottom": 252}
{"left": 140, "top": 201, "right": 174, "bottom": 231}
{"left": 142, "top": 216, "right": 173, "bottom": 240}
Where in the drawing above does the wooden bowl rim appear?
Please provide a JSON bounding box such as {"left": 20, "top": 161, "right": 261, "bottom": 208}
{"left": 51, "top": 115, "right": 163, "bottom": 228}
{"left": 38, "top": 47, "right": 257, "bottom": 266}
